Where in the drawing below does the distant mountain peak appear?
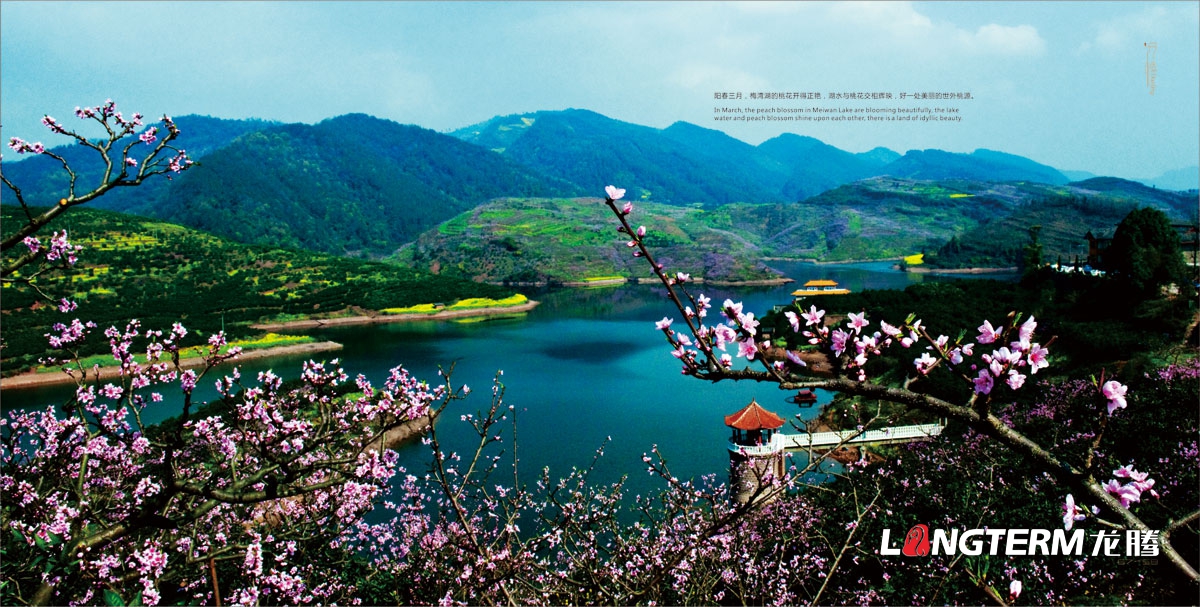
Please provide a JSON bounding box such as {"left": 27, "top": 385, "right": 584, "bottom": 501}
{"left": 856, "top": 146, "right": 901, "bottom": 166}
{"left": 1134, "top": 166, "right": 1200, "bottom": 191}
{"left": 883, "top": 148, "right": 1068, "bottom": 185}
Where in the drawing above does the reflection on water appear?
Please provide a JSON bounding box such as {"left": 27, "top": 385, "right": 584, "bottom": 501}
{"left": 3, "top": 260, "right": 1013, "bottom": 501}
{"left": 541, "top": 339, "right": 644, "bottom": 364}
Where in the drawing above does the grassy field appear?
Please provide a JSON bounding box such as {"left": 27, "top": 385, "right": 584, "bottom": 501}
{"left": 381, "top": 294, "right": 530, "bottom": 314}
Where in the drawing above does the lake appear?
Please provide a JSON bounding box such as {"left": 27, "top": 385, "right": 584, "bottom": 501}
{"left": 2, "top": 261, "right": 1016, "bottom": 500}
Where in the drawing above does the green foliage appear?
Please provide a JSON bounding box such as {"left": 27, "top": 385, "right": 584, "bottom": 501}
{"left": 1020, "top": 225, "right": 1043, "bottom": 274}
{"left": 0, "top": 206, "right": 513, "bottom": 372}
{"left": 1105, "top": 207, "right": 1190, "bottom": 295}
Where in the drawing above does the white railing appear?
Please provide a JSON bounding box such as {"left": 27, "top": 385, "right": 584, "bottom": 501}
{"left": 728, "top": 433, "right": 785, "bottom": 456}
{"left": 781, "top": 422, "right": 944, "bottom": 449}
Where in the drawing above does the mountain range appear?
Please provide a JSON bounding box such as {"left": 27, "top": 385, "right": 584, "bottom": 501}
{"left": 2, "top": 109, "right": 1195, "bottom": 269}
{"left": 450, "top": 109, "right": 1075, "bottom": 203}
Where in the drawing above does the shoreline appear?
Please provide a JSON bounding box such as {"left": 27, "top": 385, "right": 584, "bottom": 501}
{"left": 376, "top": 410, "right": 438, "bottom": 451}
{"left": 763, "top": 256, "right": 904, "bottom": 265}
{"left": 561, "top": 278, "right": 627, "bottom": 287}
{"left": 628, "top": 276, "right": 795, "bottom": 287}
{"left": 249, "top": 300, "right": 540, "bottom": 331}
{"left": 1, "top": 341, "right": 345, "bottom": 390}
{"left": 904, "top": 266, "right": 1018, "bottom": 275}
{"left": 495, "top": 277, "right": 795, "bottom": 287}
{"left": 703, "top": 277, "right": 794, "bottom": 287}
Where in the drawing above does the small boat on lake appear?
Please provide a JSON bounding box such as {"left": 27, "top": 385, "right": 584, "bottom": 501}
{"left": 791, "top": 279, "right": 850, "bottom": 299}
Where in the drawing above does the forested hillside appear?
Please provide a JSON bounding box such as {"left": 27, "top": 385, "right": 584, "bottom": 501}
{"left": 151, "top": 114, "right": 582, "bottom": 256}
{"left": 925, "top": 177, "right": 1198, "bottom": 267}
{"left": 0, "top": 115, "right": 278, "bottom": 215}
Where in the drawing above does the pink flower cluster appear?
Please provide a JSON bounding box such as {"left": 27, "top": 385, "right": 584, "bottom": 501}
{"left": 969, "top": 317, "right": 1049, "bottom": 394}
{"left": 75, "top": 99, "right": 145, "bottom": 138}
{"left": 604, "top": 185, "right": 1066, "bottom": 392}
{"left": 168, "top": 149, "right": 193, "bottom": 173}
{"left": 8, "top": 137, "right": 45, "bottom": 155}
{"left": 4, "top": 318, "right": 454, "bottom": 604}
{"left": 1060, "top": 465, "right": 1158, "bottom": 532}
{"left": 20, "top": 231, "right": 83, "bottom": 267}
{"left": 1105, "top": 465, "right": 1158, "bottom": 507}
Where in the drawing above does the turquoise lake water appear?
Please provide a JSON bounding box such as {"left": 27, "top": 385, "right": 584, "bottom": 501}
{"left": 2, "top": 261, "right": 1016, "bottom": 499}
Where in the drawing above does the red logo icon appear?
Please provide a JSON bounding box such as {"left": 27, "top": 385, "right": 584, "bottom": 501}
{"left": 902, "top": 524, "right": 931, "bottom": 556}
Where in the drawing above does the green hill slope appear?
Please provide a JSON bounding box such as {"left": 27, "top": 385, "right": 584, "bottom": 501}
{"left": 709, "top": 177, "right": 1024, "bottom": 261}
{"left": 883, "top": 149, "right": 1070, "bottom": 184}
{"left": 2, "top": 114, "right": 583, "bottom": 259}
{"left": 454, "top": 110, "right": 786, "bottom": 205}
{"left": 756, "top": 133, "right": 891, "bottom": 200}
{"left": 925, "top": 177, "right": 1198, "bottom": 268}
{"left": 0, "top": 115, "right": 279, "bottom": 215}
{"left": 395, "top": 197, "right": 781, "bottom": 284}
{"left": 153, "top": 114, "right": 582, "bottom": 257}
{"left": 0, "top": 206, "right": 516, "bottom": 372}
{"left": 393, "top": 177, "right": 1197, "bottom": 278}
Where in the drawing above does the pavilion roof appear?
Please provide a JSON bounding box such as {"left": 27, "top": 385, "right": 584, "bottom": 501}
{"left": 724, "top": 399, "right": 786, "bottom": 430}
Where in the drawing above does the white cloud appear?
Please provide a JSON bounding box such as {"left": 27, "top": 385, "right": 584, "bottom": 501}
{"left": 827, "top": 1, "right": 934, "bottom": 32}
{"left": 966, "top": 24, "right": 1047, "bottom": 56}
{"left": 823, "top": 2, "right": 1044, "bottom": 57}
{"left": 1076, "top": 5, "right": 1192, "bottom": 55}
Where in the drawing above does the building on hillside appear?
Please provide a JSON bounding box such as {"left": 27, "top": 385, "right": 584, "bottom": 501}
{"left": 1085, "top": 231, "right": 1112, "bottom": 269}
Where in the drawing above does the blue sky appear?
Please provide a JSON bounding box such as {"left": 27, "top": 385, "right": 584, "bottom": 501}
{"left": 2, "top": 1, "right": 1197, "bottom": 180}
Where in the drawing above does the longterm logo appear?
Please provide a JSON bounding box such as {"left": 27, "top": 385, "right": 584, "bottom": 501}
{"left": 880, "top": 525, "right": 1160, "bottom": 557}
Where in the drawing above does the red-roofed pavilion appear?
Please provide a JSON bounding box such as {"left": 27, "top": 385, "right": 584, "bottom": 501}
{"left": 725, "top": 399, "right": 787, "bottom": 505}
{"left": 725, "top": 399, "right": 785, "bottom": 431}
{"left": 725, "top": 399, "right": 785, "bottom": 450}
